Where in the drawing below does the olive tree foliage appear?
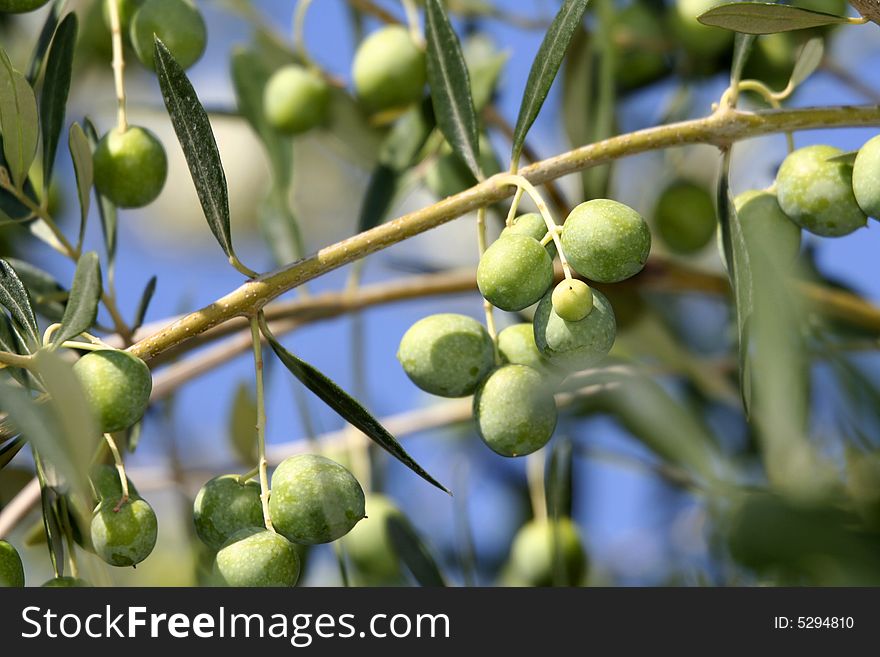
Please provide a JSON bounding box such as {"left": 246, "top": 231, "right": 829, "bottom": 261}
{"left": 1, "top": 0, "right": 880, "bottom": 587}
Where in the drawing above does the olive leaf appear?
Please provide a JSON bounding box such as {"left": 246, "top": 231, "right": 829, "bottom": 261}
{"left": 730, "top": 33, "right": 757, "bottom": 89}
{"left": 84, "top": 118, "right": 118, "bottom": 271}
{"left": 546, "top": 438, "right": 573, "bottom": 521}
{"left": 154, "top": 38, "right": 251, "bottom": 274}
{"left": 698, "top": 2, "right": 851, "bottom": 35}
{"left": 387, "top": 515, "right": 448, "bottom": 587}
{"left": 133, "top": 275, "right": 157, "bottom": 332}
{"left": 0, "top": 259, "right": 40, "bottom": 350}
{"left": 5, "top": 258, "right": 67, "bottom": 322}
{"left": 258, "top": 315, "right": 450, "bottom": 494}
{"left": 788, "top": 37, "right": 824, "bottom": 90}
{"left": 827, "top": 150, "right": 859, "bottom": 165}
{"left": 68, "top": 122, "right": 93, "bottom": 249}
{"left": 52, "top": 251, "right": 102, "bottom": 347}
{"left": 26, "top": 0, "right": 67, "bottom": 85}
{"left": 511, "top": 0, "right": 590, "bottom": 168}
{"left": 425, "top": 0, "right": 482, "bottom": 181}
{"left": 39, "top": 13, "right": 77, "bottom": 186}
{"left": 229, "top": 381, "right": 258, "bottom": 464}
{"left": 0, "top": 436, "right": 25, "bottom": 469}
{"left": 0, "top": 48, "right": 39, "bottom": 190}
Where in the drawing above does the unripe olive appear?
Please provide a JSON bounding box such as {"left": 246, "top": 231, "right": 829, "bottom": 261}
{"left": 90, "top": 497, "right": 158, "bottom": 567}
{"left": 613, "top": 4, "right": 669, "bottom": 90}
{"left": 724, "top": 190, "right": 802, "bottom": 265}
{"left": 0, "top": 0, "right": 50, "bottom": 12}
{"left": 507, "top": 518, "right": 587, "bottom": 587}
{"left": 551, "top": 279, "right": 593, "bottom": 323}
{"left": 654, "top": 180, "right": 716, "bottom": 254}
{"left": 213, "top": 528, "right": 300, "bottom": 587}
{"left": 497, "top": 323, "right": 551, "bottom": 375}
{"left": 352, "top": 25, "right": 426, "bottom": 113}
{"left": 90, "top": 464, "right": 139, "bottom": 501}
{"left": 42, "top": 577, "right": 89, "bottom": 587}
{"left": 397, "top": 313, "right": 495, "bottom": 398}
{"left": 0, "top": 540, "right": 24, "bottom": 587}
{"left": 500, "top": 213, "right": 556, "bottom": 258}
{"left": 670, "top": 0, "right": 733, "bottom": 58}
{"left": 93, "top": 126, "right": 168, "bottom": 208}
{"left": 269, "top": 454, "right": 365, "bottom": 545}
{"left": 73, "top": 350, "right": 152, "bottom": 433}
{"left": 263, "top": 65, "right": 330, "bottom": 135}
{"left": 474, "top": 365, "right": 557, "bottom": 458}
{"left": 477, "top": 234, "right": 554, "bottom": 312}
{"left": 776, "top": 144, "right": 867, "bottom": 237}
{"left": 193, "top": 475, "right": 264, "bottom": 550}
{"left": 102, "top": 0, "right": 144, "bottom": 31}
{"left": 533, "top": 287, "right": 616, "bottom": 371}
{"left": 130, "top": 0, "right": 206, "bottom": 71}
{"left": 852, "top": 134, "right": 880, "bottom": 218}
{"left": 342, "top": 494, "right": 405, "bottom": 584}
{"left": 424, "top": 137, "right": 500, "bottom": 199}
{"left": 561, "top": 199, "right": 651, "bottom": 283}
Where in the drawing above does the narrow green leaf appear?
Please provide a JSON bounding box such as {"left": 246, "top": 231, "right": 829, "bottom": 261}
{"left": 0, "top": 436, "right": 25, "bottom": 469}
{"left": 132, "top": 275, "right": 157, "bottom": 332}
{"left": 83, "top": 118, "right": 118, "bottom": 270}
{"left": 789, "top": 37, "right": 824, "bottom": 90}
{"left": 39, "top": 13, "right": 77, "bottom": 185}
{"left": 259, "top": 188, "right": 305, "bottom": 266}
{"left": 358, "top": 165, "right": 400, "bottom": 234}
{"left": 5, "top": 258, "right": 67, "bottom": 322}
{"left": 26, "top": 0, "right": 66, "bottom": 85}
{"left": 511, "top": 0, "right": 590, "bottom": 167}
{"left": 229, "top": 381, "right": 257, "bottom": 464}
{"left": 546, "top": 438, "right": 573, "bottom": 520}
{"left": 0, "top": 259, "right": 39, "bottom": 349}
{"left": 425, "top": 0, "right": 481, "bottom": 180}
{"left": 154, "top": 38, "right": 238, "bottom": 265}
{"left": 37, "top": 472, "right": 64, "bottom": 577}
{"left": 68, "top": 122, "right": 92, "bottom": 248}
{"left": 52, "top": 251, "right": 102, "bottom": 346}
{"left": 387, "top": 515, "right": 447, "bottom": 587}
{"left": 730, "top": 33, "right": 757, "bottom": 89}
{"left": 378, "top": 99, "right": 435, "bottom": 171}
{"left": 0, "top": 49, "right": 39, "bottom": 190}
{"left": 259, "top": 315, "right": 450, "bottom": 494}
{"left": 698, "top": 2, "right": 850, "bottom": 34}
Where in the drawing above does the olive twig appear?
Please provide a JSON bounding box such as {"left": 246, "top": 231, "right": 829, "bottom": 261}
{"left": 505, "top": 186, "right": 525, "bottom": 227}
{"left": 400, "top": 0, "right": 423, "bottom": 47}
{"left": 526, "top": 451, "right": 548, "bottom": 522}
{"left": 249, "top": 314, "right": 274, "bottom": 532}
{"left": 476, "top": 206, "right": 500, "bottom": 354}
{"left": 292, "top": 0, "right": 317, "bottom": 70}
{"left": 106, "top": 0, "right": 129, "bottom": 132}
{"left": 237, "top": 465, "right": 259, "bottom": 485}
{"left": 103, "top": 433, "right": 130, "bottom": 512}
{"left": 735, "top": 80, "right": 794, "bottom": 152}
{"left": 0, "top": 351, "right": 35, "bottom": 370}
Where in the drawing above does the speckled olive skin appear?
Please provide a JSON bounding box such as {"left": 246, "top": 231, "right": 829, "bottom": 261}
{"left": 42, "top": 577, "right": 89, "bottom": 587}
{"left": 533, "top": 287, "right": 616, "bottom": 370}
{"left": 0, "top": 0, "right": 50, "bottom": 12}
{"left": 501, "top": 213, "right": 556, "bottom": 258}
{"left": 670, "top": 0, "right": 733, "bottom": 58}
{"left": 263, "top": 65, "right": 330, "bottom": 135}
{"left": 497, "top": 323, "right": 552, "bottom": 375}
{"left": 90, "top": 497, "right": 157, "bottom": 567}
{"left": 102, "top": 0, "right": 145, "bottom": 30}
{"left": 506, "top": 518, "right": 587, "bottom": 587}
{"left": 654, "top": 180, "right": 716, "bottom": 254}
{"left": 551, "top": 279, "right": 593, "bottom": 322}
{"left": 853, "top": 135, "right": 880, "bottom": 218}
{"left": 723, "top": 190, "right": 802, "bottom": 266}
{"left": 0, "top": 540, "right": 24, "bottom": 587}
{"left": 474, "top": 365, "right": 557, "bottom": 457}
{"left": 342, "top": 494, "right": 405, "bottom": 584}
{"left": 776, "top": 145, "right": 867, "bottom": 237}
{"left": 352, "top": 26, "right": 426, "bottom": 112}
{"left": 213, "top": 528, "right": 300, "bottom": 587}
{"left": 130, "top": 0, "right": 206, "bottom": 71}
{"left": 477, "top": 234, "right": 554, "bottom": 311}
{"left": 91, "top": 464, "right": 139, "bottom": 501}
{"left": 93, "top": 126, "right": 167, "bottom": 208}
{"left": 397, "top": 313, "right": 495, "bottom": 397}
{"left": 269, "top": 454, "right": 365, "bottom": 545}
{"left": 193, "top": 475, "right": 264, "bottom": 550}
{"left": 74, "top": 350, "right": 152, "bottom": 433}
{"left": 562, "top": 199, "right": 651, "bottom": 283}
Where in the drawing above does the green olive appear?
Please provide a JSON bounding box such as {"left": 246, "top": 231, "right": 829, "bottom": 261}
{"left": 613, "top": 4, "right": 669, "bottom": 90}
{"left": 497, "top": 323, "right": 552, "bottom": 375}
{"left": 73, "top": 350, "right": 152, "bottom": 433}
{"left": 561, "top": 199, "right": 651, "bottom": 283}
{"left": 342, "top": 494, "right": 406, "bottom": 584}
{"left": 670, "top": 0, "right": 733, "bottom": 58}
{"left": 654, "top": 180, "right": 716, "bottom": 254}
{"left": 0, "top": 0, "right": 51, "bottom": 12}
{"left": 853, "top": 134, "right": 880, "bottom": 219}
{"left": 193, "top": 475, "right": 264, "bottom": 550}
{"left": 93, "top": 126, "right": 168, "bottom": 208}
{"left": 269, "top": 454, "right": 365, "bottom": 545}
{"left": 397, "top": 313, "right": 495, "bottom": 398}
{"left": 352, "top": 25, "right": 426, "bottom": 113}
{"left": 213, "top": 528, "right": 300, "bottom": 587}
{"left": 506, "top": 518, "right": 587, "bottom": 587}
{"left": 533, "top": 287, "right": 616, "bottom": 371}
{"left": 90, "top": 497, "right": 158, "bottom": 567}
{"left": 42, "top": 577, "right": 90, "bottom": 587}
{"left": 776, "top": 144, "right": 867, "bottom": 237}
{"left": 263, "top": 65, "right": 330, "bottom": 135}
{"left": 551, "top": 279, "right": 593, "bottom": 323}
{"left": 477, "top": 234, "right": 555, "bottom": 312}
{"left": 90, "top": 464, "right": 139, "bottom": 502}
{"left": 500, "top": 212, "right": 557, "bottom": 258}
{"left": 0, "top": 540, "right": 24, "bottom": 587}
{"left": 474, "top": 365, "right": 557, "bottom": 458}
{"left": 130, "top": 0, "right": 206, "bottom": 71}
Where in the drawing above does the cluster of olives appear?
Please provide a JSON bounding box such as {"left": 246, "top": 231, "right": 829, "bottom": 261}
{"left": 399, "top": 200, "right": 651, "bottom": 458}
{"left": 193, "top": 454, "right": 365, "bottom": 587}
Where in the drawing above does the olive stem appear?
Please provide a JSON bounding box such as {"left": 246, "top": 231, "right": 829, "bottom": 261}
{"left": 526, "top": 451, "right": 548, "bottom": 522}
{"left": 0, "top": 351, "right": 35, "bottom": 370}
{"left": 476, "top": 206, "right": 499, "bottom": 354}
{"left": 106, "top": 0, "right": 129, "bottom": 132}
{"left": 495, "top": 174, "right": 573, "bottom": 281}
{"left": 249, "top": 314, "right": 274, "bottom": 532}
{"left": 58, "top": 495, "right": 79, "bottom": 579}
{"left": 229, "top": 255, "right": 260, "bottom": 280}
{"left": 736, "top": 80, "right": 794, "bottom": 152}
{"left": 292, "top": 0, "right": 317, "bottom": 70}
{"left": 401, "top": 0, "right": 423, "bottom": 47}
{"left": 237, "top": 465, "right": 259, "bottom": 485}
{"left": 505, "top": 186, "right": 525, "bottom": 228}
{"left": 103, "top": 433, "right": 130, "bottom": 511}
{"left": 59, "top": 341, "right": 111, "bottom": 353}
